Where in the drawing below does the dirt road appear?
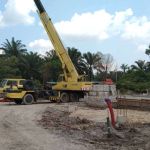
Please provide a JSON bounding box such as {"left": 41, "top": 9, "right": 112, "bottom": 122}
{"left": 0, "top": 102, "right": 150, "bottom": 150}
{"left": 0, "top": 102, "right": 90, "bottom": 150}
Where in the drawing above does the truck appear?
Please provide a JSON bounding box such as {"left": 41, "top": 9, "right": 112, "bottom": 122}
{"left": 5, "top": 79, "right": 38, "bottom": 104}
{"left": 0, "top": 79, "right": 25, "bottom": 98}
{"left": 5, "top": 0, "right": 97, "bottom": 104}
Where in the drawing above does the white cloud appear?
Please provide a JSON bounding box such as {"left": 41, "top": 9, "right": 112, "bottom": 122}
{"left": 29, "top": 39, "right": 54, "bottom": 55}
{"left": 113, "top": 9, "right": 133, "bottom": 26}
{"left": 112, "top": 8, "right": 133, "bottom": 34}
{"left": 55, "top": 9, "right": 134, "bottom": 40}
{"left": 54, "top": 8, "right": 150, "bottom": 44}
{"left": 122, "top": 16, "right": 150, "bottom": 40}
{"left": 0, "top": 0, "right": 35, "bottom": 27}
{"left": 0, "top": 49, "right": 4, "bottom": 55}
{"left": 55, "top": 10, "right": 113, "bottom": 40}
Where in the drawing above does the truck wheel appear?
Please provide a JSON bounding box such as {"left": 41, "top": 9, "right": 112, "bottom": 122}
{"left": 14, "top": 99, "right": 23, "bottom": 105}
{"left": 61, "top": 92, "right": 69, "bottom": 103}
{"left": 22, "top": 94, "right": 34, "bottom": 105}
{"left": 70, "top": 93, "right": 79, "bottom": 102}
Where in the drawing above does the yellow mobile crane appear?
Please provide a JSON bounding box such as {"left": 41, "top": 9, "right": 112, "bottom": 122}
{"left": 5, "top": 0, "right": 95, "bottom": 104}
{"left": 33, "top": 0, "right": 93, "bottom": 102}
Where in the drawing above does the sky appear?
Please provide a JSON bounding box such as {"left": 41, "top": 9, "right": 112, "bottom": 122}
{"left": 0, "top": 0, "right": 150, "bottom": 69}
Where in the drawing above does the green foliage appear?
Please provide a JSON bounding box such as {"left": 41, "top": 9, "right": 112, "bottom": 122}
{"left": 1, "top": 37, "right": 150, "bottom": 93}
{"left": 0, "top": 56, "right": 20, "bottom": 79}
{"left": 145, "top": 45, "right": 150, "bottom": 57}
{"left": 42, "top": 50, "right": 62, "bottom": 83}
{"left": 18, "top": 52, "right": 44, "bottom": 80}
{"left": 33, "top": 80, "right": 42, "bottom": 89}
{"left": 116, "top": 44, "right": 150, "bottom": 93}
{"left": 68, "top": 47, "right": 87, "bottom": 75}
{"left": 117, "top": 61, "right": 150, "bottom": 92}
{"left": 0, "top": 37, "right": 115, "bottom": 83}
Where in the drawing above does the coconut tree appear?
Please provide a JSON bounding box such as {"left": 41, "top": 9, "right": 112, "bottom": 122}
{"left": 83, "top": 52, "right": 102, "bottom": 81}
{"left": 131, "top": 60, "right": 147, "bottom": 72}
{"left": 120, "top": 64, "right": 128, "bottom": 74}
{"left": 42, "top": 50, "right": 62, "bottom": 82}
{"left": 67, "top": 47, "right": 87, "bottom": 75}
{"left": 1, "top": 37, "right": 27, "bottom": 57}
{"left": 18, "top": 52, "right": 43, "bottom": 80}
{"left": 145, "top": 45, "right": 150, "bottom": 58}
{"left": 0, "top": 56, "right": 20, "bottom": 79}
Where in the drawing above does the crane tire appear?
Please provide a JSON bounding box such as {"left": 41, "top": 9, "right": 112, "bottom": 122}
{"left": 60, "top": 92, "right": 69, "bottom": 103}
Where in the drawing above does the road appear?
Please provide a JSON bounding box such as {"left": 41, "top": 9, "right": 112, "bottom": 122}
{"left": 0, "top": 102, "right": 89, "bottom": 150}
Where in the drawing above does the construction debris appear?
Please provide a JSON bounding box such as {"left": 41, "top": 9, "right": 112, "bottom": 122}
{"left": 117, "top": 97, "right": 150, "bottom": 110}
{"left": 38, "top": 105, "right": 150, "bottom": 150}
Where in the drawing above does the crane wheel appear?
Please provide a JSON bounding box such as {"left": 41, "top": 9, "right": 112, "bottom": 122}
{"left": 22, "top": 94, "right": 34, "bottom": 105}
{"left": 70, "top": 93, "right": 79, "bottom": 102}
{"left": 60, "top": 92, "right": 69, "bottom": 103}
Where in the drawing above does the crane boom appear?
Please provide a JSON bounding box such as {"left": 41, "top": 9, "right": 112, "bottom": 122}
{"left": 3, "top": 0, "right": 97, "bottom": 104}
{"left": 34, "top": 0, "right": 79, "bottom": 82}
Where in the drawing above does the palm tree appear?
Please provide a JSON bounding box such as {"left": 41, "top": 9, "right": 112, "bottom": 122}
{"left": 144, "top": 45, "right": 150, "bottom": 72}
{"left": 131, "top": 60, "right": 147, "bottom": 72}
{"left": 1, "top": 37, "right": 27, "bottom": 57}
{"left": 67, "top": 47, "right": 87, "bottom": 74}
{"left": 120, "top": 64, "right": 128, "bottom": 74}
{"left": 18, "top": 52, "right": 43, "bottom": 80}
{"left": 42, "top": 50, "right": 61, "bottom": 82}
{"left": 83, "top": 52, "right": 102, "bottom": 81}
{"left": 145, "top": 45, "right": 150, "bottom": 57}
{"left": 44, "top": 50, "right": 58, "bottom": 62}
{"left": 0, "top": 56, "right": 20, "bottom": 79}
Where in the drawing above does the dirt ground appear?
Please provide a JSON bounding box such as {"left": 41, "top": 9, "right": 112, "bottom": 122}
{"left": 0, "top": 102, "right": 89, "bottom": 150}
{"left": 0, "top": 101, "right": 150, "bottom": 150}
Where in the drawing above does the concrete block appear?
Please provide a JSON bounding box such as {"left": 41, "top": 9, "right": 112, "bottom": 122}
{"left": 85, "top": 97, "right": 107, "bottom": 109}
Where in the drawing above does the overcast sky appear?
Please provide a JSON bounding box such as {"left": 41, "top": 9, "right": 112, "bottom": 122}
{"left": 0, "top": 0, "right": 150, "bottom": 68}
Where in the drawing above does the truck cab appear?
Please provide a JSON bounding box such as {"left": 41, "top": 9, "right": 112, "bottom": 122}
{"left": 0, "top": 79, "right": 25, "bottom": 98}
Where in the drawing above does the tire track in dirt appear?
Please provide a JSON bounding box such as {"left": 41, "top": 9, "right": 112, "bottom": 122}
{"left": 0, "top": 103, "right": 90, "bottom": 150}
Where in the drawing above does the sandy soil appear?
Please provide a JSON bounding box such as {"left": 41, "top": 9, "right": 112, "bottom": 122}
{"left": 0, "top": 102, "right": 90, "bottom": 150}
